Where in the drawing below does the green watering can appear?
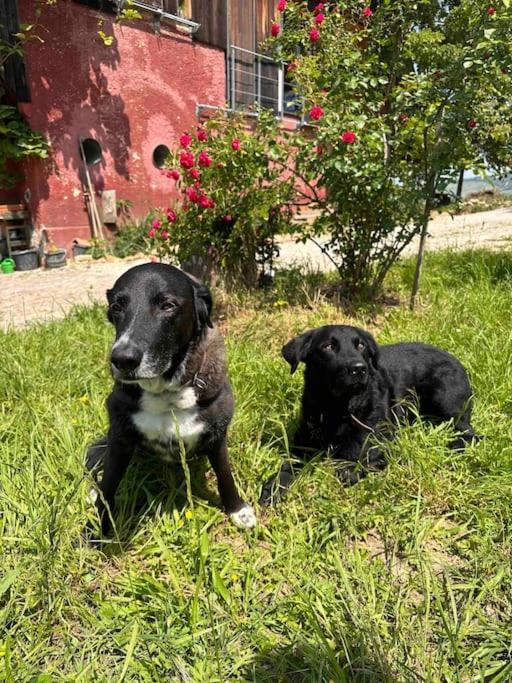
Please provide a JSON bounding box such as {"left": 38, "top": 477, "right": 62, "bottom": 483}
{"left": 1, "top": 258, "right": 15, "bottom": 274}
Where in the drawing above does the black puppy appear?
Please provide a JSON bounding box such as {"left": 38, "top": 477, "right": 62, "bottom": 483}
{"left": 260, "top": 325, "right": 479, "bottom": 505}
{"left": 86, "top": 263, "right": 256, "bottom": 538}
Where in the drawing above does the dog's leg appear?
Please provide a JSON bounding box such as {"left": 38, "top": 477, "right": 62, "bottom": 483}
{"left": 335, "top": 438, "right": 387, "bottom": 485}
{"left": 207, "top": 439, "right": 256, "bottom": 529}
{"left": 259, "top": 460, "right": 303, "bottom": 506}
{"left": 86, "top": 432, "right": 135, "bottom": 541}
{"left": 85, "top": 436, "right": 108, "bottom": 479}
{"left": 449, "top": 426, "right": 481, "bottom": 450}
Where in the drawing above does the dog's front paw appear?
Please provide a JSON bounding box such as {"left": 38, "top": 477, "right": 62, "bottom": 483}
{"left": 229, "top": 504, "right": 257, "bottom": 529}
{"left": 258, "top": 474, "right": 287, "bottom": 507}
{"left": 336, "top": 464, "right": 365, "bottom": 485}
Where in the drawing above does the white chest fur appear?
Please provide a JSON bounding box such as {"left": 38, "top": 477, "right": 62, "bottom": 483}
{"left": 132, "top": 382, "right": 205, "bottom": 457}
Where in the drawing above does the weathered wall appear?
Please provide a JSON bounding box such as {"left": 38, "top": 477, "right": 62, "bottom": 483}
{"left": 15, "top": 0, "right": 226, "bottom": 249}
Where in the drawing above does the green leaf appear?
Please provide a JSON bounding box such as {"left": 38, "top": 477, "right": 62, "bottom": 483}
{"left": 211, "top": 565, "right": 231, "bottom": 605}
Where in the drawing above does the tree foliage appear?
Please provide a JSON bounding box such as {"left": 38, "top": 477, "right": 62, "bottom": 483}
{"left": 269, "top": 0, "right": 512, "bottom": 298}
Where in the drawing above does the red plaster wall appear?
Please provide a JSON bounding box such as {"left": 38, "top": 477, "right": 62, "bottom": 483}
{"left": 16, "top": 0, "right": 226, "bottom": 250}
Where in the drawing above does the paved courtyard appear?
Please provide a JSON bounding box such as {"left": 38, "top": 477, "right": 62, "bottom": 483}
{"left": 1, "top": 207, "right": 511, "bottom": 330}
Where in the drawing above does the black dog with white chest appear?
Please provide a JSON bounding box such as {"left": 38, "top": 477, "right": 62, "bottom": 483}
{"left": 86, "top": 263, "right": 256, "bottom": 538}
{"left": 260, "top": 325, "right": 479, "bottom": 505}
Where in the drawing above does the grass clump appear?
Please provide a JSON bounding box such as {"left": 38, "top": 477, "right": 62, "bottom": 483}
{"left": 0, "top": 249, "right": 511, "bottom": 681}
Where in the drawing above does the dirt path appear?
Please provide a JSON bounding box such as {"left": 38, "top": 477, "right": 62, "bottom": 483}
{"left": 277, "top": 206, "right": 512, "bottom": 271}
{"left": 0, "top": 257, "right": 148, "bottom": 331}
{"left": 1, "top": 207, "right": 511, "bottom": 331}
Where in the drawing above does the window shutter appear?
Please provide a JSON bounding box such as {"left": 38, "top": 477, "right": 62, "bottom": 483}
{"left": 192, "top": 0, "right": 227, "bottom": 49}
{"left": 163, "top": 0, "right": 179, "bottom": 13}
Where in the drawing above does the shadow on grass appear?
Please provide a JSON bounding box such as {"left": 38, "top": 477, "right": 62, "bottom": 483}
{"left": 242, "top": 639, "right": 407, "bottom": 683}
{"left": 86, "top": 439, "right": 222, "bottom": 549}
{"left": 213, "top": 267, "right": 402, "bottom": 322}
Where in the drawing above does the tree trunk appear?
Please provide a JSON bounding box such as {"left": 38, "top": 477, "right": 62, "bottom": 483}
{"left": 410, "top": 173, "right": 437, "bottom": 310}
{"left": 456, "top": 168, "right": 465, "bottom": 200}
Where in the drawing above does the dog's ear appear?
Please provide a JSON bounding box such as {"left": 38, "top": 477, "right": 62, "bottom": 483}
{"left": 282, "top": 330, "right": 315, "bottom": 374}
{"left": 361, "top": 329, "right": 380, "bottom": 369}
{"left": 193, "top": 282, "right": 213, "bottom": 331}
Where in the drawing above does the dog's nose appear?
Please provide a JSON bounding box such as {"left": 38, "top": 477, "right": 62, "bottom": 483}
{"left": 348, "top": 362, "right": 367, "bottom": 378}
{"left": 111, "top": 345, "right": 143, "bottom": 372}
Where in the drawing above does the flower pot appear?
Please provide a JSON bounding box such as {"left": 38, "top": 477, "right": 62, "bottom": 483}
{"left": 1, "top": 258, "right": 15, "bottom": 274}
{"left": 12, "top": 248, "right": 39, "bottom": 271}
{"left": 72, "top": 243, "right": 91, "bottom": 258}
{"left": 45, "top": 249, "right": 67, "bottom": 269}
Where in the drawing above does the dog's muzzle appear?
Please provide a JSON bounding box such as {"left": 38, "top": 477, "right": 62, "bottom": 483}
{"left": 110, "top": 343, "right": 143, "bottom": 378}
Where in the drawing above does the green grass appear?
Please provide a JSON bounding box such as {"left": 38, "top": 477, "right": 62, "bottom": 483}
{"left": 1, "top": 249, "right": 512, "bottom": 681}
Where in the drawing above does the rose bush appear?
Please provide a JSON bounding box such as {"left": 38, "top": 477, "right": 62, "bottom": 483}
{"left": 269, "top": 0, "right": 512, "bottom": 301}
{"left": 148, "top": 109, "right": 294, "bottom": 288}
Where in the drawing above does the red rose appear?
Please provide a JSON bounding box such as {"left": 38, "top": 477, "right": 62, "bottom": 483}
{"left": 341, "top": 130, "right": 356, "bottom": 144}
{"left": 313, "top": 3, "right": 324, "bottom": 13}
{"left": 180, "top": 133, "right": 192, "bottom": 148}
{"left": 468, "top": 118, "right": 477, "bottom": 129}
{"left": 151, "top": 218, "right": 162, "bottom": 230}
{"left": 148, "top": 228, "right": 156, "bottom": 238}
{"left": 309, "top": 105, "right": 324, "bottom": 121}
{"left": 487, "top": 6, "right": 496, "bottom": 15}
{"left": 362, "top": 7, "right": 373, "bottom": 18}
{"left": 197, "top": 129, "right": 208, "bottom": 142}
{"left": 161, "top": 230, "right": 169, "bottom": 240}
{"left": 315, "top": 12, "right": 325, "bottom": 24}
{"left": 179, "top": 151, "right": 195, "bottom": 169}
{"left": 166, "top": 208, "right": 177, "bottom": 222}
{"left": 166, "top": 169, "right": 180, "bottom": 180}
{"left": 193, "top": 181, "right": 202, "bottom": 189}
{"left": 186, "top": 187, "right": 200, "bottom": 203}
{"left": 271, "top": 22, "right": 281, "bottom": 37}
{"left": 199, "top": 195, "right": 214, "bottom": 209}
{"left": 231, "top": 138, "right": 241, "bottom": 151}
{"left": 278, "top": 0, "right": 286, "bottom": 11}
{"left": 189, "top": 168, "right": 201, "bottom": 180}
{"left": 198, "top": 150, "right": 212, "bottom": 167}
{"left": 315, "top": 145, "right": 323, "bottom": 155}
{"left": 309, "top": 27, "right": 320, "bottom": 42}
{"left": 224, "top": 214, "right": 232, "bottom": 222}
{"left": 398, "top": 113, "right": 409, "bottom": 123}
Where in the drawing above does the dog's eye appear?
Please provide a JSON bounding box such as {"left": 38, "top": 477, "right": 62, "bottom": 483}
{"left": 110, "top": 302, "right": 123, "bottom": 313}
{"left": 357, "top": 341, "right": 365, "bottom": 352}
{"left": 160, "top": 301, "right": 176, "bottom": 311}
{"left": 322, "top": 343, "right": 334, "bottom": 351}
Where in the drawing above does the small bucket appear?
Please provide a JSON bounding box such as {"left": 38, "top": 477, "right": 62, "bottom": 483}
{"left": 45, "top": 249, "right": 67, "bottom": 269}
{"left": 0, "top": 258, "right": 15, "bottom": 274}
{"left": 12, "top": 248, "right": 39, "bottom": 271}
{"left": 72, "top": 243, "right": 91, "bottom": 257}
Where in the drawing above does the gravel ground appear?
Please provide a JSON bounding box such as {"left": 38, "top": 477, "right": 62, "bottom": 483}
{"left": 277, "top": 206, "right": 512, "bottom": 271}
{"left": 1, "top": 207, "right": 511, "bottom": 330}
{"left": 0, "top": 257, "right": 148, "bottom": 331}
